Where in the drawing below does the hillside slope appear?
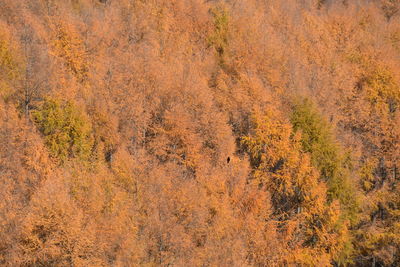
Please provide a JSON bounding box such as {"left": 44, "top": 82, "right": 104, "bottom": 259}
{"left": 0, "top": 0, "right": 399, "bottom": 266}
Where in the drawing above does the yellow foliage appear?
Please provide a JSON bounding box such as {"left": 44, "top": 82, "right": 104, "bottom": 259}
{"left": 242, "top": 108, "right": 351, "bottom": 264}
{"left": 51, "top": 22, "right": 88, "bottom": 82}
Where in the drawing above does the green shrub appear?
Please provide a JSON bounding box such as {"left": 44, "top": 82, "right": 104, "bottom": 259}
{"left": 208, "top": 7, "right": 230, "bottom": 66}
{"left": 290, "top": 98, "right": 359, "bottom": 225}
{"left": 33, "top": 99, "right": 93, "bottom": 163}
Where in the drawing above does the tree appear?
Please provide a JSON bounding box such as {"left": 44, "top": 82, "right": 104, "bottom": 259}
{"left": 32, "top": 98, "right": 93, "bottom": 163}
{"left": 242, "top": 108, "right": 351, "bottom": 265}
{"left": 291, "top": 98, "right": 359, "bottom": 225}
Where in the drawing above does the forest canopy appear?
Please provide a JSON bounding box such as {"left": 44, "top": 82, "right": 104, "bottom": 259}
{"left": 0, "top": 0, "right": 399, "bottom": 266}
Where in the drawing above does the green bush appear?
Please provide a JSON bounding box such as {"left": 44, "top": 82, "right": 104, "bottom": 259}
{"left": 33, "top": 99, "right": 93, "bottom": 163}
{"left": 290, "top": 98, "right": 359, "bottom": 225}
{"left": 208, "top": 7, "right": 230, "bottom": 66}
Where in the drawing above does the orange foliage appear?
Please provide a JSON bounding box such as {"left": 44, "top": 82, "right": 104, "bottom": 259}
{"left": 0, "top": 0, "right": 400, "bottom": 266}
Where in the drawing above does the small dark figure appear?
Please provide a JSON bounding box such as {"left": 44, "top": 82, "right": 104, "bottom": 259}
{"left": 227, "top": 157, "right": 230, "bottom": 164}
{"left": 105, "top": 147, "right": 117, "bottom": 164}
{"left": 105, "top": 150, "right": 113, "bottom": 163}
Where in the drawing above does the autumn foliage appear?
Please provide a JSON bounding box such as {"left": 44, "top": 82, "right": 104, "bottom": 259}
{"left": 0, "top": 0, "right": 400, "bottom": 266}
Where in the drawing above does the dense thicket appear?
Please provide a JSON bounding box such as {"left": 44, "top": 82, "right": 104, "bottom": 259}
{"left": 0, "top": 0, "right": 399, "bottom": 266}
